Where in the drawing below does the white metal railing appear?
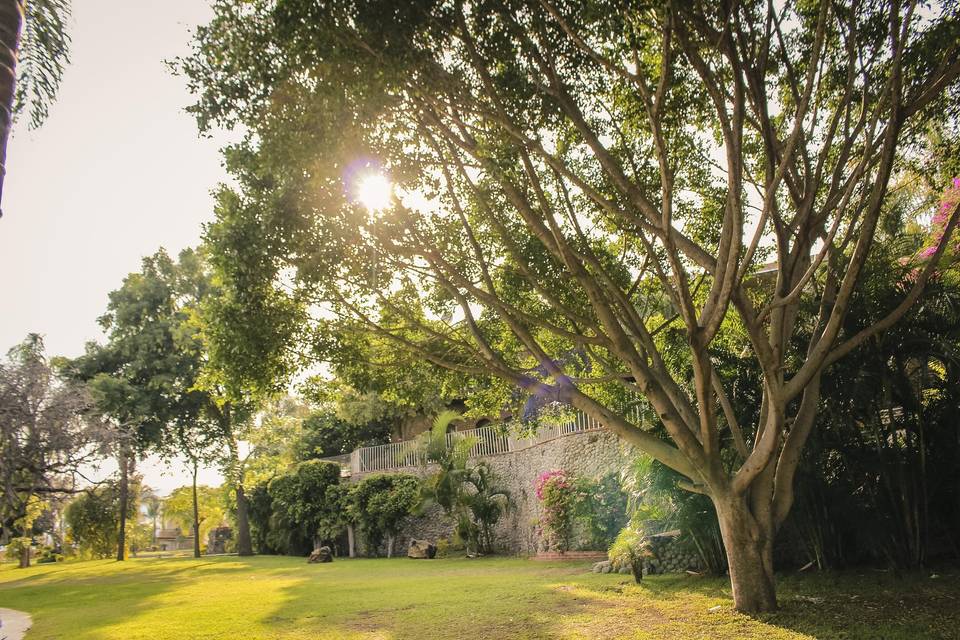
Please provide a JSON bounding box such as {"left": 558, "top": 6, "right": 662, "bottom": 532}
{"left": 348, "top": 403, "right": 647, "bottom": 475}
{"left": 446, "top": 425, "right": 511, "bottom": 457}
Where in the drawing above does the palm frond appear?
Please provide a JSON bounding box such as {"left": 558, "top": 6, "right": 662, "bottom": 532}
{"left": 16, "top": 0, "right": 71, "bottom": 129}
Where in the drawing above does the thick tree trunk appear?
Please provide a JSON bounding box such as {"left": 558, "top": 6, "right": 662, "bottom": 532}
{"left": 18, "top": 542, "right": 28, "bottom": 568}
{"left": 191, "top": 461, "right": 201, "bottom": 559}
{"left": 234, "top": 482, "right": 252, "bottom": 556}
{"left": 0, "top": 0, "right": 24, "bottom": 215}
{"left": 116, "top": 448, "right": 129, "bottom": 562}
{"left": 715, "top": 497, "right": 777, "bottom": 613}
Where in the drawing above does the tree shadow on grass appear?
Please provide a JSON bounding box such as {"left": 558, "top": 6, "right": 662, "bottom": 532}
{"left": 758, "top": 569, "right": 960, "bottom": 640}
{"left": 260, "top": 557, "right": 631, "bottom": 640}
{"left": 0, "top": 555, "right": 264, "bottom": 639}
{"left": 569, "top": 569, "right": 960, "bottom": 640}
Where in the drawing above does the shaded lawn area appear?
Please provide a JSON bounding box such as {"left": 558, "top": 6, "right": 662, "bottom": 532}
{"left": 0, "top": 556, "right": 957, "bottom": 639}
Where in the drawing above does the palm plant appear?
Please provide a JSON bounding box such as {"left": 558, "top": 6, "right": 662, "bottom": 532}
{"left": 621, "top": 455, "right": 726, "bottom": 575}
{"left": 462, "top": 463, "right": 510, "bottom": 555}
{"left": 414, "top": 411, "right": 510, "bottom": 554}
{"left": 0, "top": 0, "right": 71, "bottom": 213}
{"left": 140, "top": 486, "right": 162, "bottom": 547}
{"left": 415, "top": 410, "right": 475, "bottom": 514}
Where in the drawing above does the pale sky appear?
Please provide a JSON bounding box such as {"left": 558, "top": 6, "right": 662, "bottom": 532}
{"left": 0, "top": 1, "right": 233, "bottom": 494}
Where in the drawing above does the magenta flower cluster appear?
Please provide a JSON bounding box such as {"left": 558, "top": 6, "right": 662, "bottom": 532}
{"left": 919, "top": 177, "right": 960, "bottom": 259}
{"left": 535, "top": 469, "right": 576, "bottom": 552}
{"left": 535, "top": 469, "right": 571, "bottom": 500}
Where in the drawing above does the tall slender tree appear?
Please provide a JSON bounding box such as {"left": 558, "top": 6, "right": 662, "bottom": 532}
{"left": 63, "top": 248, "right": 256, "bottom": 558}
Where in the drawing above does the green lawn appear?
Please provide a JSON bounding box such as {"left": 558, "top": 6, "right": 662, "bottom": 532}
{"left": 0, "top": 555, "right": 956, "bottom": 639}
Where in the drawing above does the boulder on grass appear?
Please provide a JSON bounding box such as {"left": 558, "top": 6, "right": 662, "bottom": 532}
{"left": 591, "top": 560, "right": 612, "bottom": 574}
{"left": 407, "top": 539, "right": 437, "bottom": 559}
{"left": 308, "top": 546, "right": 333, "bottom": 563}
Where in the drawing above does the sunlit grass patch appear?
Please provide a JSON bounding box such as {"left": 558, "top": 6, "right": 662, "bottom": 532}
{"left": 1, "top": 556, "right": 956, "bottom": 639}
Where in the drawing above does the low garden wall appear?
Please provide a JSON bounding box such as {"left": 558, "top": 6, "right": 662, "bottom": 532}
{"left": 352, "top": 429, "right": 705, "bottom": 572}
{"left": 354, "top": 429, "right": 634, "bottom": 556}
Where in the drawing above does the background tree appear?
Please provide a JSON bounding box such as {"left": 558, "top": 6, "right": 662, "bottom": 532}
{"left": 162, "top": 484, "right": 226, "bottom": 554}
{"left": 182, "top": 0, "right": 960, "bottom": 611}
{"left": 0, "top": 334, "right": 107, "bottom": 567}
{"left": 62, "top": 248, "right": 256, "bottom": 558}
{"left": 65, "top": 479, "right": 139, "bottom": 559}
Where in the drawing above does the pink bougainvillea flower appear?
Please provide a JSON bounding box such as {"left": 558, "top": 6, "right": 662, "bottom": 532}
{"left": 916, "top": 178, "right": 960, "bottom": 262}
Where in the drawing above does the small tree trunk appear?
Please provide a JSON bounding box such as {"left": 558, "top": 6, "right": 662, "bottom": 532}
{"left": 235, "top": 482, "right": 252, "bottom": 556}
{"left": 18, "top": 543, "right": 29, "bottom": 568}
{"left": 386, "top": 534, "right": 394, "bottom": 558}
{"left": 224, "top": 409, "right": 253, "bottom": 557}
{"left": 628, "top": 550, "right": 643, "bottom": 584}
{"left": 347, "top": 524, "right": 356, "bottom": 558}
{"left": 191, "top": 461, "right": 201, "bottom": 559}
{"left": 117, "top": 447, "right": 129, "bottom": 562}
{"left": 716, "top": 497, "right": 777, "bottom": 613}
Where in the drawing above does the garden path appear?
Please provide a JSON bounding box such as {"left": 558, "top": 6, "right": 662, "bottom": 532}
{"left": 0, "top": 608, "right": 31, "bottom": 639}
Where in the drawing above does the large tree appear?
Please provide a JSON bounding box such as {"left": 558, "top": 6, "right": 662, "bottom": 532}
{"left": 0, "top": 335, "right": 107, "bottom": 566}
{"left": 62, "top": 248, "right": 255, "bottom": 558}
{"left": 182, "top": 0, "right": 960, "bottom": 611}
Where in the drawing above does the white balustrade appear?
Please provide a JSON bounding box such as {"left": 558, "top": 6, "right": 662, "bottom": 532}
{"left": 347, "top": 403, "right": 649, "bottom": 475}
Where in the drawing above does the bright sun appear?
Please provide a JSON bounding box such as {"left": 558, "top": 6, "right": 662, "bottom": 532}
{"left": 355, "top": 173, "right": 393, "bottom": 212}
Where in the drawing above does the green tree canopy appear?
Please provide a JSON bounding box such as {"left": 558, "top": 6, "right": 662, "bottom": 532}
{"left": 162, "top": 485, "right": 228, "bottom": 551}
{"left": 65, "top": 480, "right": 139, "bottom": 559}
{"left": 268, "top": 460, "right": 345, "bottom": 548}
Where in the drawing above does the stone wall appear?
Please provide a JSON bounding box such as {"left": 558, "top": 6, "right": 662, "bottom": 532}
{"left": 352, "top": 429, "right": 635, "bottom": 556}
{"left": 483, "top": 429, "right": 634, "bottom": 554}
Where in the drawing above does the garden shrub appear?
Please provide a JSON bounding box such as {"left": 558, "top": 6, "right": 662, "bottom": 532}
{"left": 574, "top": 472, "right": 629, "bottom": 550}
{"left": 608, "top": 527, "right": 652, "bottom": 583}
{"left": 3, "top": 537, "right": 31, "bottom": 564}
{"left": 247, "top": 461, "right": 347, "bottom": 556}
{"left": 36, "top": 546, "right": 64, "bottom": 564}
{"left": 269, "top": 460, "right": 345, "bottom": 551}
{"left": 349, "top": 473, "right": 420, "bottom": 557}
{"left": 434, "top": 537, "right": 452, "bottom": 558}
{"left": 536, "top": 470, "right": 576, "bottom": 552}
